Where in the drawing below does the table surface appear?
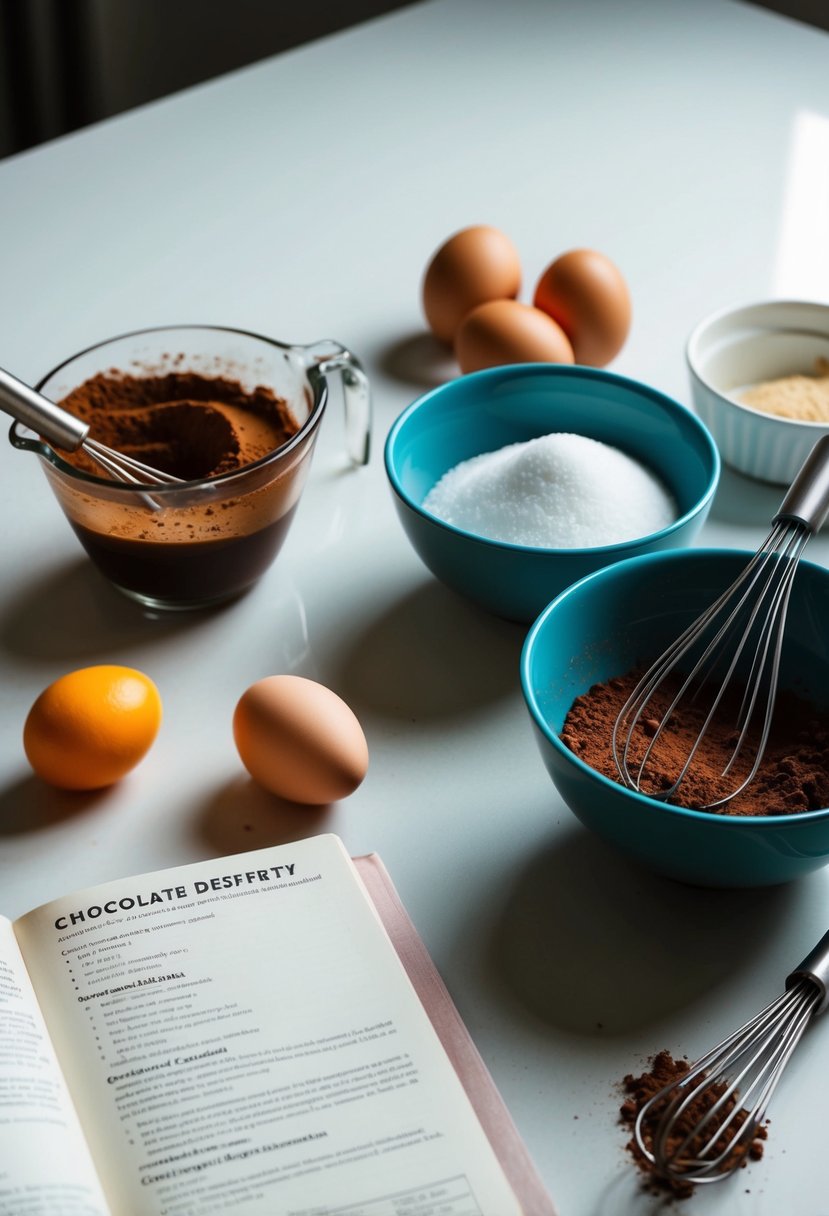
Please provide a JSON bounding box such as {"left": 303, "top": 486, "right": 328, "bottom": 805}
{"left": 2, "top": 1, "right": 829, "bottom": 1212}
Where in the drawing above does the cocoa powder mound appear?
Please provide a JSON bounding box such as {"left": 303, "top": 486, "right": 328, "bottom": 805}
{"left": 620, "top": 1050, "right": 767, "bottom": 1199}
{"left": 561, "top": 666, "right": 829, "bottom": 816}
{"left": 57, "top": 371, "right": 299, "bottom": 481}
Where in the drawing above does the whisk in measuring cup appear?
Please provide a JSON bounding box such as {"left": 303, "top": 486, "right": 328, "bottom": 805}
{"left": 0, "top": 364, "right": 182, "bottom": 486}
{"left": 612, "top": 434, "right": 829, "bottom": 811}
{"left": 634, "top": 928, "right": 829, "bottom": 1186}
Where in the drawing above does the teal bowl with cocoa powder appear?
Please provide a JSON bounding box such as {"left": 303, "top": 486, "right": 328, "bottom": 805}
{"left": 520, "top": 547, "right": 829, "bottom": 888}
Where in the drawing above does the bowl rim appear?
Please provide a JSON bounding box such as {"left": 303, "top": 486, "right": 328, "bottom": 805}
{"left": 520, "top": 545, "right": 829, "bottom": 827}
{"left": 384, "top": 362, "right": 721, "bottom": 556}
{"left": 686, "top": 297, "right": 829, "bottom": 432}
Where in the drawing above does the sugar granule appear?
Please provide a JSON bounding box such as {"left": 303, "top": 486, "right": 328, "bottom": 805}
{"left": 422, "top": 432, "right": 677, "bottom": 548}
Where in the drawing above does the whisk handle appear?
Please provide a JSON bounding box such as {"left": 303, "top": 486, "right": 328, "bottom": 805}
{"left": 0, "top": 365, "right": 88, "bottom": 451}
{"left": 787, "top": 927, "right": 829, "bottom": 1014}
{"left": 774, "top": 435, "right": 829, "bottom": 533}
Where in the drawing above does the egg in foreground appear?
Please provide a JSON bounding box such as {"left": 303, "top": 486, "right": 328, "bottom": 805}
{"left": 233, "top": 675, "right": 369, "bottom": 804}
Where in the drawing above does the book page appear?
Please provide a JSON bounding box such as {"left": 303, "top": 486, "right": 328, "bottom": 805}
{"left": 0, "top": 915, "right": 110, "bottom": 1216}
{"left": 14, "top": 835, "right": 522, "bottom": 1216}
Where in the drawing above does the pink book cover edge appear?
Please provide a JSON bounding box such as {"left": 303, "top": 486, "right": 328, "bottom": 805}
{"left": 353, "top": 853, "right": 557, "bottom": 1216}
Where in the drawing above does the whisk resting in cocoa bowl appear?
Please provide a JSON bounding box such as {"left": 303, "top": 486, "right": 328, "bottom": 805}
{"left": 634, "top": 928, "right": 829, "bottom": 1186}
{"left": 612, "top": 434, "right": 829, "bottom": 811}
{"left": 0, "top": 364, "right": 182, "bottom": 486}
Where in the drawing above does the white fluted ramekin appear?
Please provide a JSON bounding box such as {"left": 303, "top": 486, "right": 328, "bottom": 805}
{"left": 686, "top": 299, "right": 829, "bottom": 485}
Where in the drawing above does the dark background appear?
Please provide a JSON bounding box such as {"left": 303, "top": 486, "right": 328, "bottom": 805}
{"left": 0, "top": 0, "right": 825, "bottom": 162}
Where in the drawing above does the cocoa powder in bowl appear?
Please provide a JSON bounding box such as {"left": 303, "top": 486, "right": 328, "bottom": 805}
{"left": 561, "top": 665, "right": 829, "bottom": 816}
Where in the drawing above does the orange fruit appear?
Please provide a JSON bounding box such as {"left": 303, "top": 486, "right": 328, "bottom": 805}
{"left": 23, "top": 665, "right": 162, "bottom": 790}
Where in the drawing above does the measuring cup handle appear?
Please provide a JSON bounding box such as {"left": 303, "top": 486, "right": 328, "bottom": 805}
{"left": 300, "top": 340, "right": 371, "bottom": 465}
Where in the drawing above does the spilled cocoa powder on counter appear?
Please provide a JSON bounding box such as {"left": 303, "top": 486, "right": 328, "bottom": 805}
{"left": 562, "top": 665, "right": 829, "bottom": 816}
{"left": 58, "top": 370, "right": 299, "bottom": 481}
{"left": 619, "top": 1050, "right": 767, "bottom": 1199}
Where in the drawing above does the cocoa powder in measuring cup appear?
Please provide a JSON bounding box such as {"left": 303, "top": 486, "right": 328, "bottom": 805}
{"left": 48, "top": 369, "right": 307, "bottom": 607}
{"left": 58, "top": 370, "right": 299, "bottom": 480}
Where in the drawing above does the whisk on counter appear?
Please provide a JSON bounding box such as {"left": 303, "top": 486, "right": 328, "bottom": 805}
{"left": 633, "top": 928, "right": 829, "bottom": 1186}
{"left": 0, "top": 363, "right": 182, "bottom": 486}
{"left": 612, "top": 434, "right": 829, "bottom": 811}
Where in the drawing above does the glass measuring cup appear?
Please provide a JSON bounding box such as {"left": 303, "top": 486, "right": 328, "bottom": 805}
{"left": 9, "top": 325, "right": 371, "bottom": 610}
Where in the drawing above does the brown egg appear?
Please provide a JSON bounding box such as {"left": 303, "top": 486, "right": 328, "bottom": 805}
{"left": 422, "top": 224, "right": 522, "bottom": 344}
{"left": 533, "top": 248, "right": 631, "bottom": 367}
{"left": 233, "top": 675, "right": 368, "bottom": 805}
{"left": 454, "top": 299, "right": 575, "bottom": 374}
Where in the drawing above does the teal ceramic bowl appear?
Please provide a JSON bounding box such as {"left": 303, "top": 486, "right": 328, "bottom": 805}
{"left": 384, "top": 364, "right": 720, "bottom": 622}
{"left": 521, "top": 548, "right": 829, "bottom": 888}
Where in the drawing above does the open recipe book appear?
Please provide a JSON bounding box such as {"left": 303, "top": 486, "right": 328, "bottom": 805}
{"left": 0, "top": 834, "right": 555, "bottom": 1216}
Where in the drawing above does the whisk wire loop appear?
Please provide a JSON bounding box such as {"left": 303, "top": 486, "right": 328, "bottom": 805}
{"left": 636, "top": 977, "right": 822, "bottom": 1185}
{"left": 724, "top": 525, "right": 807, "bottom": 778}
{"left": 82, "top": 438, "right": 182, "bottom": 486}
{"left": 613, "top": 435, "right": 829, "bottom": 811}
{"left": 676, "top": 985, "right": 816, "bottom": 1178}
{"left": 613, "top": 532, "right": 774, "bottom": 773}
{"left": 612, "top": 518, "right": 811, "bottom": 810}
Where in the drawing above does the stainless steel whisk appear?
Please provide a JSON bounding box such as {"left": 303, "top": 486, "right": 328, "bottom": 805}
{"left": 0, "top": 363, "right": 181, "bottom": 486}
{"left": 613, "top": 434, "right": 829, "bottom": 810}
{"left": 634, "top": 928, "right": 829, "bottom": 1186}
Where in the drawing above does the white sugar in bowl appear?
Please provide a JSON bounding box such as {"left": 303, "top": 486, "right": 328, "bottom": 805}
{"left": 385, "top": 363, "right": 720, "bottom": 623}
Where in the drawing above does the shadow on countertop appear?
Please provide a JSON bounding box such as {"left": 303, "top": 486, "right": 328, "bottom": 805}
{"left": 481, "top": 827, "right": 799, "bottom": 1034}
{"left": 0, "top": 556, "right": 232, "bottom": 660}
{"left": 0, "top": 773, "right": 110, "bottom": 835}
{"left": 195, "top": 774, "right": 333, "bottom": 857}
{"left": 332, "top": 580, "right": 527, "bottom": 724}
{"left": 374, "top": 330, "right": 456, "bottom": 391}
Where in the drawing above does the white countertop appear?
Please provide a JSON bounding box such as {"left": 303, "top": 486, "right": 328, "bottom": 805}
{"left": 1, "top": 1, "right": 829, "bottom": 1212}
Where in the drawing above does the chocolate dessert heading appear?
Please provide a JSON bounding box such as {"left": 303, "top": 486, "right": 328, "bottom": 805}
{"left": 53, "top": 862, "right": 299, "bottom": 930}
